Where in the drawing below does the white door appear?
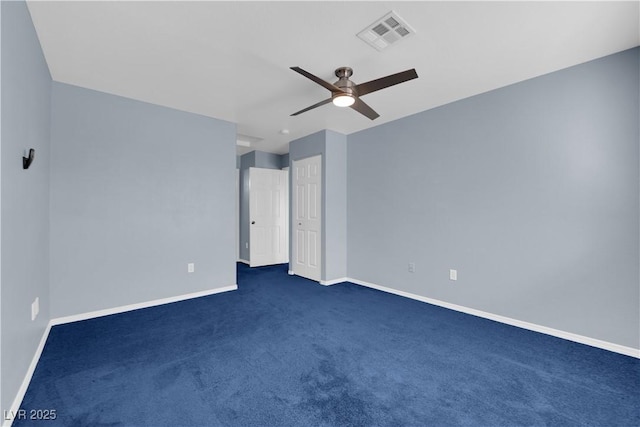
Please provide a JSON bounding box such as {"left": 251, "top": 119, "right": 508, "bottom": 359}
{"left": 292, "top": 155, "right": 322, "bottom": 281}
{"left": 249, "top": 167, "right": 289, "bottom": 267}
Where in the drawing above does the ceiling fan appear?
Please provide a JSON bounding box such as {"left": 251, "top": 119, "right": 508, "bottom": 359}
{"left": 290, "top": 66, "right": 418, "bottom": 120}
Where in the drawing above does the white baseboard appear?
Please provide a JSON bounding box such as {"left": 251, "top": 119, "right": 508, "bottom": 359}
{"left": 320, "top": 277, "right": 348, "bottom": 286}
{"left": 3, "top": 322, "right": 53, "bottom": 427}
{"left": 287, "top": 271, "right": 339, "bottom": 285}
{"left": 347, "top": 277, "right": 639, "bottom": 359}
{"left": 51, "top": 284, "right": 238, "bottom": 326}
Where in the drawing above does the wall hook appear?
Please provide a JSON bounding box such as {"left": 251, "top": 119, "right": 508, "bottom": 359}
{"left": 23, "top": 148, "right": 35, "bottom": 169}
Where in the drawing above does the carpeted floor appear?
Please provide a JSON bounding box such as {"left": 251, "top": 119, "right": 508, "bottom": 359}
{"left": 15, "top": 263, "right": 640, "bottom": 426}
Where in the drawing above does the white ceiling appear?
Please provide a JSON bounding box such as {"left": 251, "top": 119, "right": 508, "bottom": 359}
{"left": 27, "top": 1, "right": 640, "bottom": 155}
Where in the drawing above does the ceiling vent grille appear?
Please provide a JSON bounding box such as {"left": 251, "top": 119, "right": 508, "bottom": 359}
{"left": 236, "top": 133, "right": 262, "bottom": 147}
{"left": 357, "top": 11, "right": 415, "bottom": 51}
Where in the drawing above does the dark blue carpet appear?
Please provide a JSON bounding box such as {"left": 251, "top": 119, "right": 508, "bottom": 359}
{"left": 15, "top": 263, "right": 640, "bottom": 426}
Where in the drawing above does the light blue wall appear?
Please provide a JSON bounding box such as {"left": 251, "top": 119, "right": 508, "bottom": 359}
{"left": 347, "top": 48, "right": 639, "bottom": 349}
{"left": 289, "top": 130, "right": 347, "bottom": 282}
{"left": 238, "top": 152, "right": 254, "bottom": 262}
{"left": 280, "top": 153, "right": 290, "bottom": 169}
{"left": 324, "top": 131, "right": 347, "bottom": 281}
{"left": 49, "top": 82, "right": 237, "bottom": 318}
{"left": 1, "top": 0, "right": 52, "bottom": 415}
{"left": 254, "top": 150, "right": 283, "bottom": 170}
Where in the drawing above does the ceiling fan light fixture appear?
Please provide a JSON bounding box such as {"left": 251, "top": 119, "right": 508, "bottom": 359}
{"left": 332, "top": 93, "right": 355, "bottom": 107}
{"left": 290, "top": 65, "right": 417, "bottom": 120}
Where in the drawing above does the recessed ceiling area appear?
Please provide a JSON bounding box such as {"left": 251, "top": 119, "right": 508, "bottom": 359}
{"left": 26, "top": 1, "right": 640, "bottom": 155}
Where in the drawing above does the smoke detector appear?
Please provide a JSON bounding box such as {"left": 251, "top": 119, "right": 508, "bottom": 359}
{"left": 357, "top": 11, "right": 415, "bottom": 51}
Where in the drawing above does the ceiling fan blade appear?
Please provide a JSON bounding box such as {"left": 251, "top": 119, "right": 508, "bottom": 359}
{"left": 350, "top": 97, "right": 379, "bottom": 120}
{"left": 290, "top": 66, "right": 345, "bottom": 93}
{"left": 291, "top": 98, "right": 333, "bottom": 116}
{"left": 355, "top": 69, "right": 418, "bottom": 97}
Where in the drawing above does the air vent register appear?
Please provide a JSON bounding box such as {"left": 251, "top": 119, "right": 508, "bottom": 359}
{"left": 357, "top": 11, "right": 415, "bottom": 51}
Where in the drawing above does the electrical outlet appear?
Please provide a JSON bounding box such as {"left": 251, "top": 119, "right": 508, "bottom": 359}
{"left": 188, "top": 263, "right": 195, "bottom": 273}
{"left": 31, "top": 297, "right": 39, "bottom": 321}
{"left": 449, "top": 269, "right": 457, "bottom": 281}
{"left": 408, "top": 262, "right": 415, "bottom": 273}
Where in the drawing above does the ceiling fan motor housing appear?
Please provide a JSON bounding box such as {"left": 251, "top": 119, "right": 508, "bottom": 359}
{"left": 335, "top": 66, "right": 353, "bottom": 79}
{"left": 333, "top": 67, "right": 357, "bottom": 98}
